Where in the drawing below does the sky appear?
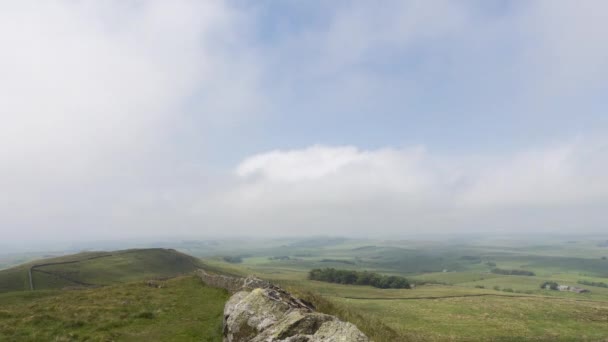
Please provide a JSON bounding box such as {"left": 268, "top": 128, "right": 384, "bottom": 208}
{"left": 1, "top": 0, "right": 608, "bottom": 243}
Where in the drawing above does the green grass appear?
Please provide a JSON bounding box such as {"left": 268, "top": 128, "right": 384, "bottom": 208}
{"left": 410, "top": 271, "right": 503, "bottom": 284}
{"left": 279, "top": 279, "right": 608, "bottom": 340}
{"left": 201, "top": 237, "right": 608, "bottom": 341}
{"left": 0, "top": 275, "right": 228, "bottom": 341}
{"left": 3, "top": 238, "right": 608, "bottom": 341}
{"left": 0, "top": 248, "right": 203, "bottom": 292}
{"left": 282, "top": 280, "right": 526, "bottom": 300}
{"left": 332, "top": 295, "right": 608, "bottom": 341}
{"left": 269, "top": 277, "right": 608, "bottom": 341}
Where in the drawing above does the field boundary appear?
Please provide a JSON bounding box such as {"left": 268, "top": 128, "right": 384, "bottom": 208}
{"left": 338, "top": 293, "right": 527, "bottom": 300}
{"left": 28, "top": 253, "right": 114, "bottom": 290}
{"left": 33, "top": 268, "right": 97, "bottom": 287}
{"left": 336, "top": 293, "right": 608, "bottom": 304}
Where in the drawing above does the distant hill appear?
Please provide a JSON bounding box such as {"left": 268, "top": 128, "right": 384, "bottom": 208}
{"left": 0, "top": 248, "right": 204, "bottom": 293}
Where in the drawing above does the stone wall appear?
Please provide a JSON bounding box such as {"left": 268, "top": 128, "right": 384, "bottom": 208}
{"left": 196, "top": 269, "right": 272, "bottom": 293}
{"left": 197, "top": 269, "right": 369, "bottom": 341}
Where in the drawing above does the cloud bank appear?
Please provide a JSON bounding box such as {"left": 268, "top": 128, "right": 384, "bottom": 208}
{"left": 203, "top": 140, "right": 608, "bottom": 236}
{"left": 1, "top": 1, "right": 607, "bottom": 242}
{"left": 0, "top": 1, "right": 260, "bottom": 240}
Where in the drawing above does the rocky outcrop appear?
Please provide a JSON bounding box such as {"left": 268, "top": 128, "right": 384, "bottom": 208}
{"left": 223, "top": 287, "right": 369, "bottom": 342}
{"left": 197, "top": 270, "right": 369, "bottom": 342}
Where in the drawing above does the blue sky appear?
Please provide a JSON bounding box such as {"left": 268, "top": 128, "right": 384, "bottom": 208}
{"left": 196, "top": 0, "right": 607, "bottom": 161}
{"left": 1, "top": 0, "right": 607, "bottom": 243}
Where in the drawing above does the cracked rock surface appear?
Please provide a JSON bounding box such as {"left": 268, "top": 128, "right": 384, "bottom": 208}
{"left": 223, "top": 287, "right": 369, "bottom": 342}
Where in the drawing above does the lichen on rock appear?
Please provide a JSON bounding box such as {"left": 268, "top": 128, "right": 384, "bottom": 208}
{"left": 222, "top": 286, "right": 369, "bottom": 342}
{"left": 197, "top": 270, "right": 369, "bottom": 341}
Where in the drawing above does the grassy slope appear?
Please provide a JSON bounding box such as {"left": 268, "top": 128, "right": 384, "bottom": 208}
{"left": 0, "top": 249, "right": 202, "bottom": 292}
{"left": 281, "top": 279, "right": 608, "bottom": 341}
{"left": 202, "top": 238, "right": 608, "bottom": 341}
{"left": 2, "top": 239, "right": 607, "bottom": 341}
{"left": 0, "top": 276, "right": 228, "bottom": 342}
{"left": 334, "top": 295, "right": 608, "bottom": 341}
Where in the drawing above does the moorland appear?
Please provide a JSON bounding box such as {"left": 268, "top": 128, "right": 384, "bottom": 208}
{"left": 1, "top": 236, "right": 607, "bottom": 341}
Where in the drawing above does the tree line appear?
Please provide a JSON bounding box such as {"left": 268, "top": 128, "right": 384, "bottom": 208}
{"left": 491, "top": 268, "right": 535, "bottom": 276}
{"left": 578, "top": 280, "right": 608, "bottom": 288}
{"left": 308, "top": 268, "right": 411, "bottom": 289}
{"left": 222, "top": 256, "right": 243, "bottom": 263}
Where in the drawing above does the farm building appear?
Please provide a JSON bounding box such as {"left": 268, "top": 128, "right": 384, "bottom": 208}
{"left": 554, "top": 285, "right": 590, "bottom": 293}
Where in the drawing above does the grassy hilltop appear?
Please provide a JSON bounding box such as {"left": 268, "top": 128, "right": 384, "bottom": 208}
{"left": 0, "top": 248, "right": 203, "bottom": 293}
{"left": 0, "top": 248, "right": 228, "bottom": 341}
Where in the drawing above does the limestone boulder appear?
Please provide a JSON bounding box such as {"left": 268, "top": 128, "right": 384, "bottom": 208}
{"left": 223, "top": 287, "right": 369, "bottom": 342}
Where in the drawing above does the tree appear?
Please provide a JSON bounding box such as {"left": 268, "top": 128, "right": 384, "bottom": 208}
{"left": 308, "top": 268, "right": 410, "bottom": 289}
{"left": 540, "top": 281, "right": 558, "bottom": 290}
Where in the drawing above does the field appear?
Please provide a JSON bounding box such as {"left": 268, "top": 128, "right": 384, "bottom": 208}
{"left": 333, "top": 293, "right": 608, "bottom": 341}
{"left": 1, "top": 237, "right": 608, "bottom": 341}
{"left": 0, "top": 276, "right": 228, "bottom": 341}
{"left": 197, "top": 236, "right": 608, "bottom": 341}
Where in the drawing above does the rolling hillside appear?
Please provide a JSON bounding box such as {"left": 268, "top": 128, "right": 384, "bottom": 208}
{"left": 2, "top": 241, "right": 608, "bottom": 341}
{"left": 199, "top": 238, "right": 608, "bottom": 341}
{"left": 0, "top": 248, "right": 203, "bottom": 293}
{"left": 0, "top": 275, "right": 228, "bottom": 341}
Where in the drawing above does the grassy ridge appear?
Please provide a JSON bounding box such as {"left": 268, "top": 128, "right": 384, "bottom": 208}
{"left": 0, "top": 249, "right": 203, "bottom": 292}
{"left": 0, "top": 276, "right": 228, "bottom": 341}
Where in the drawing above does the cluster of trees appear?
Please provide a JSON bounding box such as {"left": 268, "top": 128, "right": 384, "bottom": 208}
{"left": 491, "top": 268, "right": 535, "bottom": 276}
{"left": 460, "top": 256, "right": 481, "bottom": 263}
{"left": 222, "top": 256, "right": 243, "bottom": 263}
{"left": 320, "top": 259, "right": 356, "bottom": 265}
{"left": 578, "top": 280, "right": 608, "bottom": 288}
{"left": 540, "top": 281, "right": 559, "bottom": 290}
{"left": 494, "top": 285, "right": 534, "bottom": 294}
{"left": 308, "top": 268, "right": 410, "bottom": 289}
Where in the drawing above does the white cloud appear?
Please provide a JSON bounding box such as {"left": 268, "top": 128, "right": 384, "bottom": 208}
{"left": 205, "top": 141, "right": 608, "bottom": 235}
{"left": 0, "top": 1, "right": 262, "bottom": 240}
{"left": 1, "top": 1, "right": 608, "bottom": 242}
{"left": 236, "top": 145, "right": 418, "bottom": 182}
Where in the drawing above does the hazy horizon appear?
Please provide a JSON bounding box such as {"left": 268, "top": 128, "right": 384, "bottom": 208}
{"left": 2, "top": 1, "right": 608, "bottom": 243}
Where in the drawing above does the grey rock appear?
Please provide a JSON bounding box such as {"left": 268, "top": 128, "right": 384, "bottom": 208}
{"left": 198, "top": 270, "right": 369, "bottom": 341}
{"left": 223, "top": 287, "right": 369, "bottom": 342}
